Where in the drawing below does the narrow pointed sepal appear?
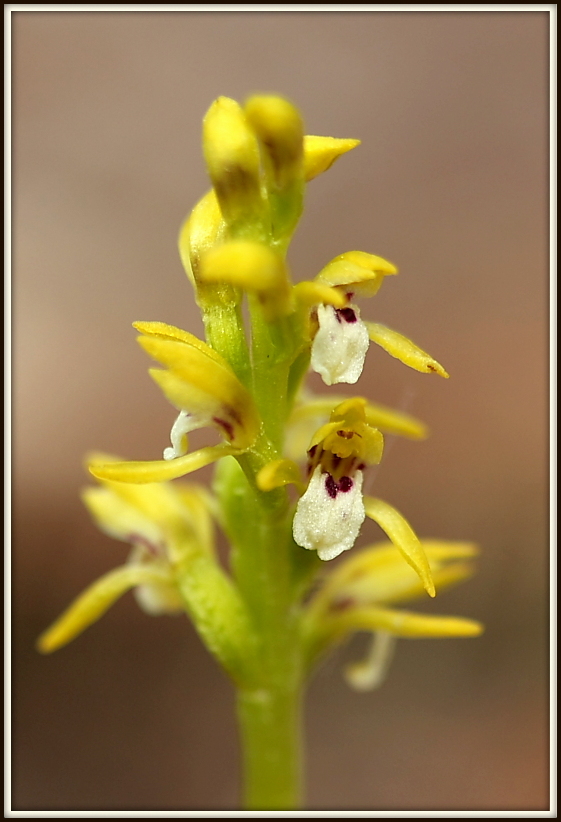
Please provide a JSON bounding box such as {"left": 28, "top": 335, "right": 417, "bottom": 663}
{"left": 88, "top": 444, "right": 242, "bottom": 484}
{"left": 365, "top": 322, "right": 449, "bottom": 378}
{"left": 303, "top": 135, "right": 361, "bottom": 181}
{"left": 364, "top": 497, "right": 436, "bottom": 597}
{"left": 36, "top": 564, "right": 173, "bottom": 653}
{"left": 333, "top": 605, "right": 484, "bottom": 638}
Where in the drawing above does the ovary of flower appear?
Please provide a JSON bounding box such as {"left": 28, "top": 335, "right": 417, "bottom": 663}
{"left": 293, "top": 466, "right": 365, "bottom": 561}
{"left": 311, "top": 303, "right": 370, "bottom": 385}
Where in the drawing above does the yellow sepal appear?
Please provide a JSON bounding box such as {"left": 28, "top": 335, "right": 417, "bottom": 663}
{"left": 317, "top": 251, "right": 398, "bottom": 297}
{"left": 88, "top": 444, "right": 242, "bottom": 484}
{"left": 37, "top": 564, "right": 174, "bottom": 653}
{"left": 303, "top": 136, "right": 361, "bottom": 181}
{"left": 365, "top": 322, "right": 449, "bottom": 378}
{"left": 363, "top": 497, "right": 435, "bottom": 597}
{"left": 134, "top": 321, "right": 227, "bottom": 366}
{"left": 328, "top": 605, "right": 484, "bottom": 639}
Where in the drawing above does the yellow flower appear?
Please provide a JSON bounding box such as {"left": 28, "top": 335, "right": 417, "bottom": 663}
{"left": 291, "top": 398, "right": 383, "bottom": 562}
{"left": 310, "top": 250, "right": 449, "bottom": 385}
{"left": 303, "top": 540, "right": 483, "bottom": 689}
{"left": 37, "top": 469, "right": 214, "bottom": 653}
{"left": 88, "top": 322, "right": 260, "bottom": 485}
{"left": 257, "top": 397, "right": 434, "bottom": 594}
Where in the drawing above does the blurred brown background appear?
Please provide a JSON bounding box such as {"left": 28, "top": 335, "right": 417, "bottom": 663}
{"left": 12, "top": 10, "right": 550, "bottom": 812}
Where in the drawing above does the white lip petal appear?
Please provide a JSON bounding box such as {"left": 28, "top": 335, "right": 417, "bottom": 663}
{"left": 293, "top": 466, "right": 365, "bottom": 561}
{"left": 163, "top": 409, "right": 203, "bottom": 460}
{"left": 311, "top": 303, "right": 370, "bottom": 386}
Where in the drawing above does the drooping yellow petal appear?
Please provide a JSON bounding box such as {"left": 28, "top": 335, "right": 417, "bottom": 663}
{"left": 37, "top": 564, "right": 173, "bottom": 653}
{"left": 256, "top": 459, "right": 304, "bottom": 492}
{"left": 317, "top": 251, "right": 398, "bottom": 297}
{"left": 303, "top": 136, "right": 361, "bottom": 182}
{"left": 329, "top": 605, "right": 484, "bottom": 638}
{"left": 364, "top": 497, "right": 435, "bottom": 597}
{"left": 200, "top": 240, "right": 292, "bottom": 319}
{"left": 88, "top": 444, "right": 242, "bottom": 484}
{"left": 365, "top": 322, "right": 449, "bottom": 378}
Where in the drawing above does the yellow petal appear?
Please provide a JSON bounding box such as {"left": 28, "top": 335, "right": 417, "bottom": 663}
{"left": 364, "top": 497, "right": 435, "bottom": 597}
{"left": 317, "top": 251, "right": 398, "bottom": 297}
{"left": 88, "top": 444, "right": 242, "bottom": 484}
{"left": 331, "top": 605, "right": 484, "bottom": 638}
{"left": 292, "top": 281, "right": 346, "bottom": 310}
{"left": 200, "top": 240, "right": 292, "bottom": 319}
{"left": 256, "top": 459, "right": 304, "bottom": 492}
{"left": 303, "top": 135, "right": 361, "bottom": 181}
{"left": 341, "top": 559, "right": 476, "bottom": 609}
{"left": 36, "top": 564, "right": 173, "bottom": 653}
{"left": 365, "top": 322, "right": 449, "bottom": 378}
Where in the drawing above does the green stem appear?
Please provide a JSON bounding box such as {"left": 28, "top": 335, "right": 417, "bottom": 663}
{"left": 213, "top": 456, "right": 305, "bottom": 808}
{"left": 236, "top": 684, "right": 303, "bottom": 810}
